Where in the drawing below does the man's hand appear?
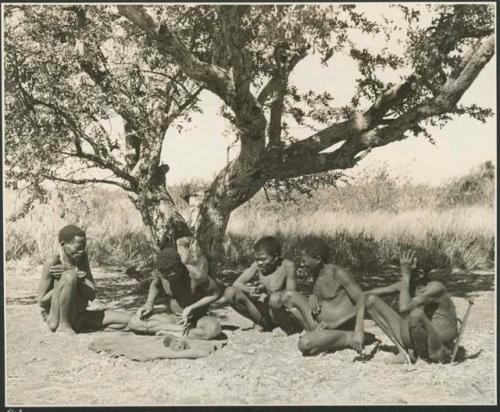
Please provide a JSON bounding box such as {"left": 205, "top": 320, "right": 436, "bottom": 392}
{"left": 181, "top": 306, "right": 193, "bottom": 322}
{"left": 350, "top": 330, "right": 364, "bottom": 354}
{"left": 136, "top": 303, "right": 153, "bottom": 320}
{"left": 309, "top": 295, "right": 321, "bottom": 316}
{"left": 400, "top": 250, "right": 417, "bottom": 276}
{"left": 249, "top": 284, "right": 266, "bottom": 296}
{"left": 48, "top": 264, "right": 74, "bottom": 279}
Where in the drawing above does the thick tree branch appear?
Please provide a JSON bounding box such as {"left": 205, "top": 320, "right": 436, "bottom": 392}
{"left": 437, "top": 34, "right": 495, "bottom": 109}
{"left": 118, "top": 5, "right": 267, "bottom": 152}
{"left": 257, "top": 48, "right": 308, "bottom": 105}
{"left": 283, "top": 77, "right": 415, "bottom": 156}
{"left": 218, "top": 5, "right": 251, "bottom": 93}
{"left": 41, "top": 173, "right": 133, "bottom": 191}
{"left": 118, "top": 5, "right": 235, "bottom": 106}
{"left": 28, "top": 96, "right": 138, "bottom": 188}
{"left": 265, "top": 34, "right": 494, "bottom": 180}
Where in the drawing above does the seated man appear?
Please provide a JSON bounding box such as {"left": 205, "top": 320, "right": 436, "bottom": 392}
{"left": 359, "top": 251, "right": 459, "bottom": 364}
{"left": 224, "top": 236, "right": 301, "bottom": 335}
{"left": 129, "top": 247, "right": 224, "bottom": 340}
{"left": 282, "top": 239, "right": 367, "bottom": 356}
{"left": 37, "top": 225, "right": 132, "bottom": 334}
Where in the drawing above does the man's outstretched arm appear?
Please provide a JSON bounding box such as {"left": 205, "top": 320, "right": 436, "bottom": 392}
{"left": 233, "top": 263, "right": 258, "bottom": 293}
{"left": 399, "top": 282, "right": 446, "bottom": 314}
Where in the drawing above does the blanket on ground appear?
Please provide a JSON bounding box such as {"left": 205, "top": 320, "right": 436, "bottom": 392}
{"left": 89, "top": 332, "right": 226, "bottom": 361}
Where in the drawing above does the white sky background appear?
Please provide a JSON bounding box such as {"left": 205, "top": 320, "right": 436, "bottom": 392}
{"left": 162, "top": 4, "right": 496, "bottom": 186}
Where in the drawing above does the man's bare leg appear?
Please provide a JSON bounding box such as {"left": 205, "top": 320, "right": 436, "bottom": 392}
{"left": 281, "top": 291, "right": 317, "bottom": 331}
{"left": 269, "top": 292, "right": 303, "bottom": 336}
{"left": 224, "top": 286, "right": 266, "bottom": 325}
{"left": 78, "top": 310, "right": 133, "bottom": 332}
{"left": 47, "top": 270, "right": 79, "bottom": 334}
{"left": 128, "top": 313, "right": 181, "bottom": 334}
{"left": 365, "top": 295, "right": 415, "bottom": 363}
{"left": 407, "top": 308, "right": 449, "bottom": 363}
{"left": 298, "top": 329, "right": 354, "bottom": 356}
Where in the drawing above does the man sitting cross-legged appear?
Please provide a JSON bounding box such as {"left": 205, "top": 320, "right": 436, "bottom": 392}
{"left": 37, "top": 225, "right": 132, "bottom": 334}
{"left": 281, "top": 239, "right": 370, "bottom": 356}
{"left": 357, "top": 251, "right": 459, "bottom": 364}
{"left": 224, "top": 236, "right": 301, "bottom": 335}
{"left": 128, "top": 247, "right": 224, "bottom": 340}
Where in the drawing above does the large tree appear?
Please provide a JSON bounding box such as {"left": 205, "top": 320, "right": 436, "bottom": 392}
{"left": 5, "top": 4, "right": 494, "bottom": 275}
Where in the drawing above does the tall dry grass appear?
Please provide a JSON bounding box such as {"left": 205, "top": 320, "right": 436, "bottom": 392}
{"left": 4, "top": 162, "right": 495, "bottom": 272}
{"left": 226, "top": 206, "right": 494, "bottom": 271}
{"left": 5, "top": 187, "right": 156, "bottom": 266}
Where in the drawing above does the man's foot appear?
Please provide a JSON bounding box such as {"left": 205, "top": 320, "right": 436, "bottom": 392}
{"left": 272, "top": 327, "right": 287, "bottom": 337}
{"left": 162, "top": 334, "right": 190, "bottom": 351}
{"left": 386, "top": 350, "right": 416, "bottom": 364}
{"left": 256, "top": 314, "right": 274, "bottom": 332}
{"left": 252, "top": 323, "right": 265, "bottom": 332}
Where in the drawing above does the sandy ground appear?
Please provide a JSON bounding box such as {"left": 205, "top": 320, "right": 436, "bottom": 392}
{"left": 5, "top": 259, "right": 496, "bottom": 406}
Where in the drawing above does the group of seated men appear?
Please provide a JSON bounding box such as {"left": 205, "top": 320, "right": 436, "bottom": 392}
{"left": 37, "top": 224, "right": 459, "bottom": 364}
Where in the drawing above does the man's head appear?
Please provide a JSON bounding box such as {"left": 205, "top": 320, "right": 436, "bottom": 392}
{"left": 253, "top": 236, "right": 281, "bottom": 275}
{"left": 300, "top": 238, "right": 331, "bottom": 273}
{"left": 156, "top": 247, "right": 184, "bottom": 279}
{"left": 59, "top": 225, "right": 86, "bottom": 263}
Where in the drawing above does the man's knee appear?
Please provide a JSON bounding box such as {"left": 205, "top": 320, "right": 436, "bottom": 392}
{"left": 60, "top": 269, "right": 78, "bottom": 286}
{"left": 298, "top": 334, "right": 315, "bottom": 355}
{"left": 280, "top": 290, "right": 296, "bottom": 307}
{"left": 205, "top": 320, "right": 222, "bottom": 339}
{"left": 224, "top": 286, "right": 240, "bottom": 304}
{"left": 197, "top": 317, "right": 222, "bottom": 339}
{"left": 365, "top": 294, "right": 378, "bottom": 309}
{"left": 408, "top": 308, "right": 426, "bottom": 328}
{"left": 269, "top": 292, "right": 282, "bottom": 309}
{"left": 47, "top": 317, "right": 58, "bottom": 332}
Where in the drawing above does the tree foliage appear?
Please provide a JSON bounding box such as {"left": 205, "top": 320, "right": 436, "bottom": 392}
{"left": 4, "top": 4, "right": 495, "bottom": 266}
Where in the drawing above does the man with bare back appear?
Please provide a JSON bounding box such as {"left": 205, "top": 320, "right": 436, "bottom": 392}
{"left": 37, "top": 225, "right": 132, "bottom": 334}
{"left": 281, "top": 239, "right": 368, "bottom": 355}
{"left": 223, "top": 236, "right": 301, "bottom": 335}
{"left": 359, "top": 251, "right": 459, "bottom": 363}
{"left": 128, "top": 247, "right": 224, "bottom": 340}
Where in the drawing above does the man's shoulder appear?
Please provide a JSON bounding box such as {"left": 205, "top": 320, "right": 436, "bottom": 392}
{"left": 424, "top": 280, "right": 446, "bottom": 294}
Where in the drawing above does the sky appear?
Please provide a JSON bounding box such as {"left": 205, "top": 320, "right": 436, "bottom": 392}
{"left": 161, "top": 4, "right": 496, "bottom": 186}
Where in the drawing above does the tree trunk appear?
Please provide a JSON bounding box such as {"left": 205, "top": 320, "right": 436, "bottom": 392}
{"left": 186, "top": 158, "right": 265, "bottom": 277}
{"left": 130, "top": 175, "right": 191, "bottom": 251}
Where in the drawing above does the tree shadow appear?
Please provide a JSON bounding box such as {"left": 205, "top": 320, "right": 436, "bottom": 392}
{"left": 91, "top": 274, "right": 146, "bottom": 311}
{"left": 453, "top": 348, "right": 483, "bottom": 364}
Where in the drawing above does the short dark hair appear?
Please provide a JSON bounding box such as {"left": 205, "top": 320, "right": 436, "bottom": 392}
{"left": 58, "top": 225, "right": 86, "bottom": 243}
{"left": 301, "top": 238, "right": 331, "bottom": 263}
{"left": 253, "top": 236, "right": 281, "bottom": 257}
{"left": 156, "top": 247, "right": 182, "bottom": 274}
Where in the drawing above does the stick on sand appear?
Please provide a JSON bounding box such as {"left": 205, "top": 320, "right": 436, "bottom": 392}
{"left": 451, "top": 299, "right": 474, "bottom": 363}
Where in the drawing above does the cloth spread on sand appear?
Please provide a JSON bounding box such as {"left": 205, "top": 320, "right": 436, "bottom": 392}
{"left": 89, "top": 333, "right": 226, "bottom": 361}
